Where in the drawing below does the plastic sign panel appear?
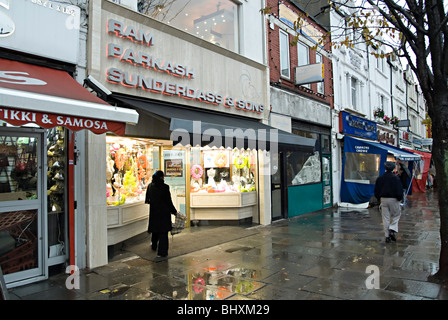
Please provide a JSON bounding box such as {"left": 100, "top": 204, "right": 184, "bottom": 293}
{"left": 294, "top": 63, "right": 324, "bottom": 85}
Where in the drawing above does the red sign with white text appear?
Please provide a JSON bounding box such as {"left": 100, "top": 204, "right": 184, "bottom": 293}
{"left": 0, "top": 107, "right": 126, "bottom": 135}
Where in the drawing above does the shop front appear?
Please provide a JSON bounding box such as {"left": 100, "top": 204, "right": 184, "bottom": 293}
{"left": 338, "top": 111, "right": 421, "bottom": 208}
{"left": 286, "top": 120, "right": 332, "bottom": 218}
{"left": 106, "top": 95, "right": 315, "bottom": 231}
{"left": 0, "top": 59, "right": 138, "bottom": 287}
{"left": 85, "top": 0, "right": 317, "bottom": 261}
{"left": 340, "top": 136, "right": 421, "bottom": 208}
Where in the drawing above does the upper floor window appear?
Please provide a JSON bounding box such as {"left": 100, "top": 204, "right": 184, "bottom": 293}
{"left": 376, "top": 54, "right": 385, "bottom": 73}
{"left": 297, "top": 41, "right": 310, "bottom": 88}
{"left": 138, "top": 0, "right": 239, "bottom": 53}
{"left": 315, "top": 52, "right": 324, "bottom": 94}
{"left": 350, "top": 77, "right": 359, "bottom": 110}
{"left": 297, "top": 41, "right": 309, "bottom": 66}
{"left": 279, "top": 29, "right": 290, "bottom": 78}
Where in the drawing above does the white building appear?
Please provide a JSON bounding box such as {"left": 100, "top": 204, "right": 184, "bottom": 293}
{"left": 301, "top": 0, "right": 427, "bottom": 205}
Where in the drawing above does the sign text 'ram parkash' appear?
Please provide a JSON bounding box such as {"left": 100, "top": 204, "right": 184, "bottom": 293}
{"left": 105, "top": 19, "right": 265, "bottom": 115}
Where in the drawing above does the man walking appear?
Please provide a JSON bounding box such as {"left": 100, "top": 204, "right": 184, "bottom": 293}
{"left": 374, "top": 161, "right": 404, "bottom": 243}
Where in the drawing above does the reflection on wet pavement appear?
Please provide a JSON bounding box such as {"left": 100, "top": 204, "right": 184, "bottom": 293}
{"left": 8, "top": 190, "right": 448, "bottom": 300}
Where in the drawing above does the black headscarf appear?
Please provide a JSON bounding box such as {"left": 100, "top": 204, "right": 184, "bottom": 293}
{"left": 152, "top": 170, "right": 165, "bottom": 184}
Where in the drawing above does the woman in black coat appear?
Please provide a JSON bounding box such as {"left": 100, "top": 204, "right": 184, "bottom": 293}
{"left": 145, "top": 170, "right": 178, "bottom": 257}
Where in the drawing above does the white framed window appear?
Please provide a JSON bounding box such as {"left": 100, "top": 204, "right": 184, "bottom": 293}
{"left": 379, "top": 94, "right": 385, "bottom": 110}
{"left": 316, "top": 52, "right": 324, "bottom": 94}
{"left": 297, "top": 41, "right": 310, "bottom": 88}
{"left": 279, "top": 29, "right": 290, "bottom": 78}
{"left": 297, "top": 41, "right": 309, "bottom": 66}
{"left": 376, "top": 54, "right": 385, "bottom": 72}
{"left": 351, "top": 77, "right": 358, "bottom": 110}
{"left": 138, "top": 0, "right": 239, "bottom": 53}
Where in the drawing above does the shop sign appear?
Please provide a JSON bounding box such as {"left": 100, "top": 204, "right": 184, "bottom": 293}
{"left": 0, "top": 107, "right": 126, "bottom": 135}
{"left": 398, "top": 130, "right": 413, "bottom": 149}
{"left": 164, "top": 159, "right": 183, "bottom": 177}
{"left": 339, "top": 111, "right": 377, "bottom": 140}
{"left": 104, "top": 18, "right": 265, "bottom": 116}
{"left": 279, "top": 4, "right": 323, "bottom": 44}
{"left": 0, "top": 0, "right": 80, "bottom": 64}
{"left": 377, "top": 126, "right": 397, "bottom": 146}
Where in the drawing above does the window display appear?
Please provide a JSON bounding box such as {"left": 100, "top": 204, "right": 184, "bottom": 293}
{"left": 286, "top": 150, "right": 321, "bottom": 186}
{"left": 190, "top": 147, "right": 256, "bottom": 193}
{"left": 343, "top": 152, "right": 380, "bottom": 184}
{"left": 106, "top": 136, "right": 155, "bottom": 206}
{"left": 0, "top": 135, "right": 38, "bottom": 200}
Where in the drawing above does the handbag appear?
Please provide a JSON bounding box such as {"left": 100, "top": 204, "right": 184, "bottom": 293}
{"left": 171, "top": 211, "right": 186, "bottom": 236}
{"left": 14, "top": 151, "right": 27, "bottom": 173}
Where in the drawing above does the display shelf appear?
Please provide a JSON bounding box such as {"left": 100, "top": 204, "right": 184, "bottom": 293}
{"left": 107, "top": 201, "right": 149, "bottom": 246}
{"left": 190, "top": 191, "right": 257, "bottom": 221}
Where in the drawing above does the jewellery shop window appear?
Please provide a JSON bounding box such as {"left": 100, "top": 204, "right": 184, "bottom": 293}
{"left": 190, "top": 147, "right": 257, "bottom": 193}
{"left": 47, "top": 127, "right": 68, "bottom": 259}
{"left": 106, "top": 136, "right": 155, "bottom": 206}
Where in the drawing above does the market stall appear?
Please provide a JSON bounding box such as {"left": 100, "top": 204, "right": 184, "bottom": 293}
{"left": 404, "top": 149, "right": 432, "bottom": 193}
{"left": 340, "top": 135, "right": 421, "bottom": 207}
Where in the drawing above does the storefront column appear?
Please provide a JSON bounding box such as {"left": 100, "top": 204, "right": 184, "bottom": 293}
{"left": 85, "top": 131, "right": 108, "bottom": 268}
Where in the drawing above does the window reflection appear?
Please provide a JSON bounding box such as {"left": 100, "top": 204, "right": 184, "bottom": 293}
{"left": 138, "top": 0, "right": 238, "bottom": 52}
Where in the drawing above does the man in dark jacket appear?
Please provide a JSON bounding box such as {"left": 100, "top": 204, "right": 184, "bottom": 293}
{"left": 374, "top": 161, "right": 403, "bottom": 243}
{"left": 145, "top": 170, "right": 178, "bottom": 257}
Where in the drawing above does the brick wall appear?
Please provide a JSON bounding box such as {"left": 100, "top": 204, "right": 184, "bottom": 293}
{"left": 266, "top": 0, "right": 333, "bottom": 109}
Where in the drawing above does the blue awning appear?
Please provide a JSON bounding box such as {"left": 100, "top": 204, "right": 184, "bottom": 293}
{"left": 377, "top": 142, "right": 421, "bottom": 161}
{"left": 340, "top": 135, "right": 421, "bottom": 205}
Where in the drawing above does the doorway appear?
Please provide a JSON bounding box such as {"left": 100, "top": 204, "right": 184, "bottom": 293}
{"left": 271, "top": 151, "right": 286, "bottom": 220}
{"left": 0, "top": 129, "right": 45, "bottom": 286}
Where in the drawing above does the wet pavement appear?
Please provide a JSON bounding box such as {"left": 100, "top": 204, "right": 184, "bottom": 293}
{"left": 6, "top": 189, "right": 448, "bottom": 300}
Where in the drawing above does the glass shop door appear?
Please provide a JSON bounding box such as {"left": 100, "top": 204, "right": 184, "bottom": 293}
{"left": 0, "top": 129, "right": 45, "bottom": 286}
{"left": 162, "top": 148, "right": 187, "bottom": 222}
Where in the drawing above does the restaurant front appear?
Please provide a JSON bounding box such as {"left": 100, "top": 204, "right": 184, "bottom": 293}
{"left": 0, "top": 0, "right": 139, "bottom": 287}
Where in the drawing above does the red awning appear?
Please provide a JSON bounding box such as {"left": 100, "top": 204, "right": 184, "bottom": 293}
{"left": 0, "top": 58, "right": 138, "bottom": 135}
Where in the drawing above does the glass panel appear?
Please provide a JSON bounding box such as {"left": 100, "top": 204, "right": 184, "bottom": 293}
{"left": 138, "top": 0, "right": 239, "bottom": 52}
{"left": 279, "top": 30, "right": 290, "bottom": 78}
{"left": 322, "top": 156, "right": 332, "bottom": 206}
{"left": 297, "top": 42, "right": 309, "bottom": 66}
{"left": 106, "top": 136, "right": 156, "bottom": 206}
{"left": 344, "top": 152, "right": 380, "bottom": 184}
{"left": 190, "top": 147, "right": 256, "bottom": 193}
{"left": 163, "top": 149, "right": 186, "bottom": 216}
{"left": 272, "top": 189, "right": 282, "bottom": 219}
{"left": 46, "top": 127, "right": 67, "bottom": 259}
{"left": 286, "top": 151, "right": 321, "bottom": 186}
{"left": 0, "top": 135, "right": 38, "bottom": 201}
{"left": 0, "top": 209, "right": 38, "bottom": 275}
{"left": 297, "top": 41, "right": 310, "bottom": 89}
{"left": 321, "top": 134, "right": 330, "bottom": 154}
{"left": 316, "top": 52, "right": 324, "bottom": 94}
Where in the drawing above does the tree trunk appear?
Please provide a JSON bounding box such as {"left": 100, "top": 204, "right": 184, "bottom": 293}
{"left": 429, "top": 88, "right": 448, "bottom": 282}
